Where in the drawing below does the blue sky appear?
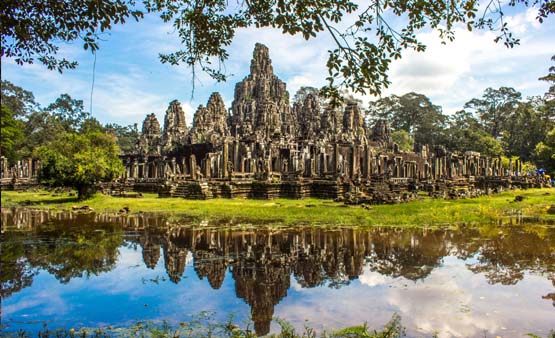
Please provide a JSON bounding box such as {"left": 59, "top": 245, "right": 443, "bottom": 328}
{"left": 2, "top": 4, "right": 554, "bottom": 127}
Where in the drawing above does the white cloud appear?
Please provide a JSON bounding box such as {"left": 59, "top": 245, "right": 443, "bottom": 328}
{"left": 1, "top": 3, "right": 553, "bottom": 124}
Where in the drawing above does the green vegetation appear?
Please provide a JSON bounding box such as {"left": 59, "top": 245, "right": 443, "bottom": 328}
{"left": 367, "top": 84, "right": 555, "bottom": 169}
{"left": 2, "top": 313, "right": 408, "bottom": 338}
{"left": 2, "top": 0, "right": 553, "bottom": 99}
{"left": 5, "top": 313, "right": 554, "bottom": 338}
{"left": 2, "top": 189, "right": 554, "bottom": 227}
{"left": 35, "top": 131, "right": 124, "bottom": 200}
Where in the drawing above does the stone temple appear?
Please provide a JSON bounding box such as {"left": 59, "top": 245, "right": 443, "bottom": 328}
{"left": 110, "top": 43, "right": 544, "bottom": 202}
{"left": 2, "top": 43, "right": 544, "bottom": 198}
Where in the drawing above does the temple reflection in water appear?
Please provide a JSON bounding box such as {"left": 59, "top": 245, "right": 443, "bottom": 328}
{"left": 2, "top": 208, "right": 555, "bottom": 336}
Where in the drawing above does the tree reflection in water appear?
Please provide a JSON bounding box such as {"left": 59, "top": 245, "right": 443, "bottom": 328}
{"left": 2, "top": 207, "right": 555, "bottom": 335}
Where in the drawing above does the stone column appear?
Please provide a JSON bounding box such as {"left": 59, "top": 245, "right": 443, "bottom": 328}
{"left": 190, "top": 154, "right": 197, "bottom": 180}
{"left": 222, "top": 141, "right": 229, "bottom": 178}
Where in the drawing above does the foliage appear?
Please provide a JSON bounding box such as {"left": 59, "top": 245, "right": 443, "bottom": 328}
{"left": 368, "top": 92, "right": 446, "bottom": 146}
{"left": 502, "top": 99, "right": 554, "bottom": 162}
{"left": 390, "top": 130, "right": 414, "bottom": 152}
{"left": 0, "top": 80, "right": 37, "bottom": 118}
{"left": 2, "top": 1, "right": 553, "bottom": 97}
{"left": 0, "top": 0, "right": 143, "bottom": 72}
{"left": 539, "top": 55, "right": 555, "bottom": 100}
{"left": 34, "top": 132, "right": 125, "bottom": 200}
{"left": 330, "top": 314, "right": 405, "bottom": 337}
{"left": 105, "top": 123, "right": 140, "bottom": 154}
{"left": 534, "top": 127, "right": 555, "bottom": 175}
{"left": 4, "top": 313, "right": 407, "bottom": 338}
{"left": 443, "top": 123, "right": 504, "bottom": 157}
{"left": 0, "top": 105, "right": 24, "bottom": 165}
{"left": 463, "top": 87, "right": 522, "bottom": 138}
{"left": 43, "top": 93, "right": 91, "bottom": 132}
{"left": 500, "top": 156, "right": 537, "bottom": 174}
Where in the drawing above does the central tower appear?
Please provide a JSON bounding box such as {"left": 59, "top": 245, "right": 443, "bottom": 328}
{"left": 230, "top": 43, "right": 296, "bottom": 139}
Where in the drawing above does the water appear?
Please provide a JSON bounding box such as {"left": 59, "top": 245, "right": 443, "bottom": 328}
{"left": 1, "top": 207, "right": 554, "bottom": 337}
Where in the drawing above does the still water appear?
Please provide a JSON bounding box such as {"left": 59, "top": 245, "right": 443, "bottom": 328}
{"left": 1, "top": 207, "right": 554, "bottom": 337}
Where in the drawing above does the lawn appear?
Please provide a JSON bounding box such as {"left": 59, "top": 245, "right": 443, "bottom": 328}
{"left": 1, "top": 188, "right": 554, "bottom": 227}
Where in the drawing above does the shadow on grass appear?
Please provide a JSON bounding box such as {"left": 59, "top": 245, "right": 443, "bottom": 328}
{"left": 20, "top": 197, "right": 80, "bottom": 206}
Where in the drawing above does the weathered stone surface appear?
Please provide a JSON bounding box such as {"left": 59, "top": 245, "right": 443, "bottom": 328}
{"left": 230, "top": 43, "right": 295, "bottom": 139}
{"left": 161, "top": 100, "right": 188, "bottom": 152}
{"left": 295, "top": 93, "right": 321, "bottom": 140}
{"left": 137, "top": 113, "right": 161, "bottom": 155}
{"left": 112, "top": 42, "right": 552, "bottom": 202}
{"left": 191, "top": 93, "right": 229, "bottom": 144}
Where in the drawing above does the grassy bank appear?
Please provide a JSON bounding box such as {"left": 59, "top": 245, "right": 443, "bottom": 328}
{"left": 1, "top": 188, "right": 554, "bottom": 227}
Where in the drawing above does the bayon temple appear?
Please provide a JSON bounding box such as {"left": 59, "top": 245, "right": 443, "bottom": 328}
{"left": 1, "top": 43, "right": 549, "bottom": 200}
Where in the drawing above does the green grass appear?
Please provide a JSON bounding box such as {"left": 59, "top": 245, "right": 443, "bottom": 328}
{"left": 1, "top": 188, "right": 554, "bottom": 227}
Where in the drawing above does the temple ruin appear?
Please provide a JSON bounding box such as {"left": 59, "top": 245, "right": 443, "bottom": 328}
{"left": 113, "top": 43, "right": 546, "bottom": 202}
{"left": 0, "top": 43, "right": 549, "bottom": 199}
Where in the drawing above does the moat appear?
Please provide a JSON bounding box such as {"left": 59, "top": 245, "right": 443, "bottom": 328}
{"left": 1, "top": 208, "right": 554, "bottom": 337}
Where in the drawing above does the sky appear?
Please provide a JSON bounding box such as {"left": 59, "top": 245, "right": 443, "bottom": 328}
{"left": 2, "top": 3, "right": 554, "bottom": 128}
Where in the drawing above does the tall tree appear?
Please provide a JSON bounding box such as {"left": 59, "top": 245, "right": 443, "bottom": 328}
{"left": 2, "top": 1, "right": 553, "bottom": 97}
{"left": 0, "top": 80, "right": 38, "bottom": 118}
{"left": 464, "top": 87, "right": 522, "bottom": 138}
{"left": 105, "top": 123, "right": 140, "bottom": 154}
{"left": 534, "top": 127, "right": 555, "bottom": 175}
{"left": 503, "top": 99, "right": 554, "bottom": 162}
{"left": 44, "top": 94, "right": 90, "bottom": 132}
{"left": 0, "top": 105, "right": 24, "bottom": 165}
{"left": 539, "top": 54, "right": 555, "bottom": 100}
{"left": 368, "top": 92, "right": 446, "bottom": 146}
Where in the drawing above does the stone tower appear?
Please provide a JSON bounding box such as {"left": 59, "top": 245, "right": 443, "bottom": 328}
{"left": 137, "top": 113, "right": 161, "bottom": 155}
{"left": 342, "top": 101, "right": 366, "bottom": 140}
{"left": 230, "top": 43, "right": 296, "bottom": 139}
{"left": 191, "top": 93, "right": 230, "bottom": 144}
{"left": 295, "top": 93, "right": 321, "bottom": 140}
{"left": 162, "top": 100, "right": 188, "bottom": 151}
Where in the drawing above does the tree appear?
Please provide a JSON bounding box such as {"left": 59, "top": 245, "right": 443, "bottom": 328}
{"left": 443, "top": 109, "right": 495, "bottom": 156}
{"left": 0, "top": 80, "right": 38, "bottom": 118}
{"left": 35, "top": 131, "right": 124, "bottom": 200}
{"left": 368, "top": 92, "right": 446, "bottom": 146}
{"left": 2, "top": 1, "right": 553, "bottom": 97}
{"left": 534, "top": 127, "right": 555, "bottom": 175}
{"left": 293, "top": 87, "right": 321, "bottom": 104}
{"left": 0, "top": 105, "right": 24, "bottom": 165}
{"left": 503, "top": 99, "right": 554, "bottom": 162}
{"left": 105, "top": 123, "right": 140, "bottom": 154}
{"left": 539, "top": 54, "right": 555, "bottom": 100}
{"left": 464, "top": 87, "right": 522, "bottom": 138}
{"left": 18, "top": 111, "right": 65, "bottom": 158}
{"left": 0, "top": 0, "right": 143, "bottom": 72}
{"left": 390, "top": 129, "right": 414, "bottom": 152}
{"left": 44, "top": 94, "right": 90, "bottom": 132}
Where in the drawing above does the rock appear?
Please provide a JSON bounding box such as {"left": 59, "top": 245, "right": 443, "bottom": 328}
{"left": 72, "top": 205, "right": 93, "bottom": 212}
{"left": 514, "top": 195, "right": 526, "bottom": 202}
{"left": 548, "top": 205, "right": 555, "bottom": 215}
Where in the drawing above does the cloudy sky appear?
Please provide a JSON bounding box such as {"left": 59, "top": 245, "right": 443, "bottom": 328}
{"left": 2, "top": 3, "right": 554, "bottom": 127}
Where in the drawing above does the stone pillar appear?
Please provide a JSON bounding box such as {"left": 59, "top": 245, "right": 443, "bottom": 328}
{"left": 333, "top": 143, "right": 339, "bottom": 175}
{"left": 233, "top": 141, "right": 240, "bottom": 172}
{"left": 190, "top": 154, "right": 197, "bottom": 180}
{"left": 222, "top": 141, "right": 229, "bottom": 178}
{"left": 205, "top": 157, "right": 211, "bottom": 178}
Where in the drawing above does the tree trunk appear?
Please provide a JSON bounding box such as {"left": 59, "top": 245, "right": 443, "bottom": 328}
{"left": 77, "top": 185, "right": 93, "bottom": 200}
